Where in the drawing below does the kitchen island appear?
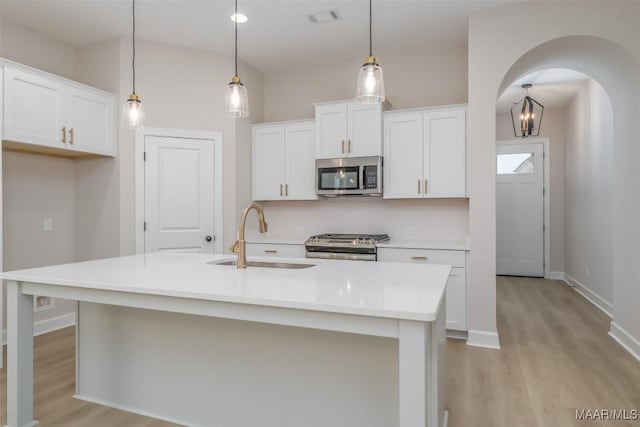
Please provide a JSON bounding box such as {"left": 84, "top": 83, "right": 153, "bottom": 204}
{"left": 2, "top": 253, "right": 449, "bottom": 427}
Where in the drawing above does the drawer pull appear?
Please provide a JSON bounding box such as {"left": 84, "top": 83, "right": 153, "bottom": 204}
{"left": 264, "top": 250, "right": 278, "bottom": 254}
{"left": 411, "top": 256, "right": 428, "bottom": 261}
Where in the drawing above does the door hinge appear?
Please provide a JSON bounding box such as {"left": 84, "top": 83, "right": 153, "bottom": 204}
{"left": 144, "top": 221, "right": 147, "bottom": 231}
{"left": 143, "top": 152, "right": 147, "bottom": 161}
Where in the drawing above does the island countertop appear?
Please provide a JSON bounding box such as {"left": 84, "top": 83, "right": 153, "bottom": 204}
{"left": 0, "top": 252, "right": 450, "bottom": 322}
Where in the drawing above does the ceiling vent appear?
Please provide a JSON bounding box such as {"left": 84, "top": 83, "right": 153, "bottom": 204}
{"left": 308, "top": 9, "right": 341, "bottom": 24}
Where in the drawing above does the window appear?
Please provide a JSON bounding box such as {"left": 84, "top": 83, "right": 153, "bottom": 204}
{"left": 497, "top": 152, "right": 535, "bottom": 175}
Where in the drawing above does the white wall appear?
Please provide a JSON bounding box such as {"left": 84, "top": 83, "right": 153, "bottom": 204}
{"left": 264, "top": 45, "right": 468, "bottom": 122}
{"left": 2, "top": 151, "right": 77, "bottom": 325}
{"left": 496, "top": 108, "right": 566, "bottom": 274}
{"left": 117, "top": 38, "right": 265, "bottom": 255}
{"left": 1, "top": 21, "right": 80, "bottom": 328}
{"left": 564, "top": 79, "right": 613, "bottom": 307}
{"left": 468, "top": 2, "right": 640, "bottom": 351}
{"left": 246, "top": 198, "right": 469, "bottom": 243}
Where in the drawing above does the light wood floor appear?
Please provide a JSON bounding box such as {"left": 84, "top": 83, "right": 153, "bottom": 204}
{"left": 2, "top": 277, "right": 639, "bottom": 426}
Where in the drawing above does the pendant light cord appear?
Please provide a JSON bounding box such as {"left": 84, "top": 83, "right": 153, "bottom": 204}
{"left": 369, "top": 0, "right": 373, "bottom": 57}
{"left": 235, "top": 0, "right": 238, "bottom": 77}
{"left": 132, "top": 0, "right": 136, "bottom": 93}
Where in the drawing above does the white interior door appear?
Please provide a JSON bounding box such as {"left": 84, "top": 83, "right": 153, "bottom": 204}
{"left": 496, "top": 143, "right": 544, "bottom": 277}
{"left": 144, "top": 135, "right": 215, "bottom": 253}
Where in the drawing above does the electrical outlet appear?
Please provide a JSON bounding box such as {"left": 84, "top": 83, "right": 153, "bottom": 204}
{"left": 43, "top": 219, "right": 53, "bottom": 232}
{"left": 34, "top": 296, "right": 54, "bottom": 312}
{"left": 403, "top": 227, "right": 417, "bottom": 235}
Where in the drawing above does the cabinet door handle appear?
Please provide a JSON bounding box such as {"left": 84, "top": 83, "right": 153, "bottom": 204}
{"left": 341, "top": 140, "right": 345, "bottom": 154}
{"left": 264, "top": 250, "right": 278, "bottom": 254}
{"left": 411, "top": 256, "right": 428, "bottom": 261}
{"left": 61, "top": 127, "right": 66, "bottom": 144}
{"left": 418, "top": 179, "right": 421, "bottom": 194}
{"left": 280, "top": 184, "right": 283, "bottom": 197}
{"left": 424, "top": 179, "right": 428, "bottom": 194}
{"left": 285, "top": 184, "right": 289, "bottom": 197}
{"left": 348, "top": 139, "right": 352, "bottom": 153}
{"left": 69, "top": 128, "right": 74, "bottom": 145}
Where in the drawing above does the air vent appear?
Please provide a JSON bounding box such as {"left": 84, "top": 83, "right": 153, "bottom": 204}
{"left": 308, "top": 9, "right": 340, "bottom": 24}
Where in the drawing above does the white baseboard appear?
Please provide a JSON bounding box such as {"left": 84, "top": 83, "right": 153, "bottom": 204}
{"left": 609, "top": 322, "right": 640, "bottom": 363}
{"left": 2, "top": 312, "right": 76, "bottom": 346}
{"left": 446, "top": 329, "right": 468, "bottom": 341}
{"left": 74, "top": 394, "right": 204, "bottom": 427}
{"left": 466, "top": 329, "right": 501, "bottom": 349}
{"left": 549, "top": 271, "right": 565, "bottom": 280}
{"left": 564, "top": 274, "right": 613, "bottom": 318}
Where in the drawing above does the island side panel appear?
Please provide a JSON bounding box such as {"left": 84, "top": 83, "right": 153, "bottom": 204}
{"left": 431, "top": 299, "right": 447, "bottom": 427}
{"left": 77, "top": 302, "right": 400, "bottom": 427}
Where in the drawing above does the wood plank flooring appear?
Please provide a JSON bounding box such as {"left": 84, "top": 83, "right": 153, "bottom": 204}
{"left": 1, "top": 276, "right": 639, "bottom": 426}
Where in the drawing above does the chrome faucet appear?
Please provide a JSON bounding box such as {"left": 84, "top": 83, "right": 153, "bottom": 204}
{"left": 230, "top": 203, "right": 268, "bottom": 269}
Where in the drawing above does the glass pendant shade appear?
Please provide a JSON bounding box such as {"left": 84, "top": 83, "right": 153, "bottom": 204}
{"left": 225, "top": 77, "right": 249, "bottom": 118}
{"left": 356, "top": 58, "right": 385, "bottom": 104}
{"left": 122, "top": 93, "right": 144, "bottom": 128}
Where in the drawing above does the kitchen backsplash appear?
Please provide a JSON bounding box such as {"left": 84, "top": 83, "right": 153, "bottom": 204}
{"left": 244, "top": 198, "right": 469, "bottom": 242}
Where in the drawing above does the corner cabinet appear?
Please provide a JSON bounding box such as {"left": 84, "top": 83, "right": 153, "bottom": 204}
{"left": 2, "top": 61, "right": 116, "bottom": 157}
{"left": 314, "top": 100, "right": 387, "bottom": 159}
{"left": 383, "top": 106, "right": 466, "bottom": 199}
{"left": 252, "top": 121, "right": 317, "bottom": 201}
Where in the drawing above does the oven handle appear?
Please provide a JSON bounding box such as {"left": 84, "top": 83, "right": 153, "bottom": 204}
{"left": 306, "top": 252, "right": 377, "bottom": 261}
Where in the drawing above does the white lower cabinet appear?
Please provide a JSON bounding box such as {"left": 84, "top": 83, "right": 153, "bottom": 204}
{"left": 245, "top": 243, "right": 306, "bottom": 258}
{"left": 377, "top": 247, "right": 467, "bottom": 331}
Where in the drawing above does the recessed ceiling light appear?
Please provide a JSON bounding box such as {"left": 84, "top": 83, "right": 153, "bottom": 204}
{"left": 308, "top": 9, "right": 340, "bottom": 24}
{"left": 230, "top": 13, "right": 248, "bottom": 24}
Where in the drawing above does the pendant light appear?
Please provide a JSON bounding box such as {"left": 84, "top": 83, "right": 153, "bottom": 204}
{"left": 225, "top": 0, "right": 249, "bottom": 118}
{"left": 510, "top": 84, "right": 544, "bottom": 138}
{"left": 122, "top": 0, "right": 144, "bottom": 128}
{"left": 355, "top": 0, "right": 385, "bottom": 104}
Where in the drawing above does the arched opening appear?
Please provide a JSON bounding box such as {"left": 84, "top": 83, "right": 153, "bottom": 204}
{"left": 495, "top": 65, "right": 615, "bottom": 322}
{"left": 491, "top": 35, "right": 640, "bottom": 352}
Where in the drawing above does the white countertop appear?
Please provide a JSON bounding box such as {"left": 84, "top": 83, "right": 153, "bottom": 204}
{"left": 378, "top": 240, "right": 469, "bottom": 251}
{"left": 0, "top": 253, "right": 450, "bottom": 322}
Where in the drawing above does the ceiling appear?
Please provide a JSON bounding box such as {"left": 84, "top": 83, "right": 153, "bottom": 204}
{"left": 496, "top": 68, "right": 590, "bottom": 114}
{"left": 0, "top": 0, "right": 522, "bottom": 73}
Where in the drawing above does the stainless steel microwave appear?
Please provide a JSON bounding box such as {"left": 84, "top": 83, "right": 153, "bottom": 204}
{"left": 316, "top": 156, "right": 383, "bottom": 197}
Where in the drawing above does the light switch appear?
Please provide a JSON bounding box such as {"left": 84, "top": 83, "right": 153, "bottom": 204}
{"left": 43, "top": 219, "right": 53, "bottom": 232}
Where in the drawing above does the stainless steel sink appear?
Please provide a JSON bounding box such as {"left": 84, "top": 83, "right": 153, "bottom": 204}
{"left": 209, "top": 259, "right": 315, "bottom": 269}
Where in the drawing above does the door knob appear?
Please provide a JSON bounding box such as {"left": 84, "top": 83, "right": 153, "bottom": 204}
{"left": 205, "top": 235, "right": 213, "bottom": 242}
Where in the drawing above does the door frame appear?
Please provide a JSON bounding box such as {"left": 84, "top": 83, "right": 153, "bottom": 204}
{"left": 496, "top": 137, "right": 550, "bottom": 279}
{"left": 134, "top": 127, "right": 223, "bottom": 254}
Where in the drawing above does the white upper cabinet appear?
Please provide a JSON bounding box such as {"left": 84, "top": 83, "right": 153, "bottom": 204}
{"left": 252, "top": 125, "right": 286, "bottom": 201}
{"left": 347, "top": 102, "right": 383, "bottom": 157}
{"left": 3, "top": 67, "right": 66, "bottom": 149}
{"left": 314, "top": 101, "right": 384, "bottom": 159}
{"left": 252, "top": 121, "right": 317, "bottom": 201}
{"left": 284, "top": 124, "right": 317, "bottom": 200}
{"left": 425, "top": 109, "right": 466, "bottom": 197}
{"left": 66, "top": 87, "right": 115, "bottom": 156}
{"left": 384, "top": 106, "right": 467, "bottom": 199}
{"left": 315, "top": 103, "right": 347, "bottom": 159}
{"left": 383, "top": 112, "right": 424, "bottom": 198}
{"left": 2, "top": 62, "right": 116, "bottom": 157}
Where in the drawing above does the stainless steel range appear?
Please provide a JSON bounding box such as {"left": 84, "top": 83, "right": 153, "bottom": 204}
{"left": 304, "top": 233, "right": 390, "bottom": 261}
